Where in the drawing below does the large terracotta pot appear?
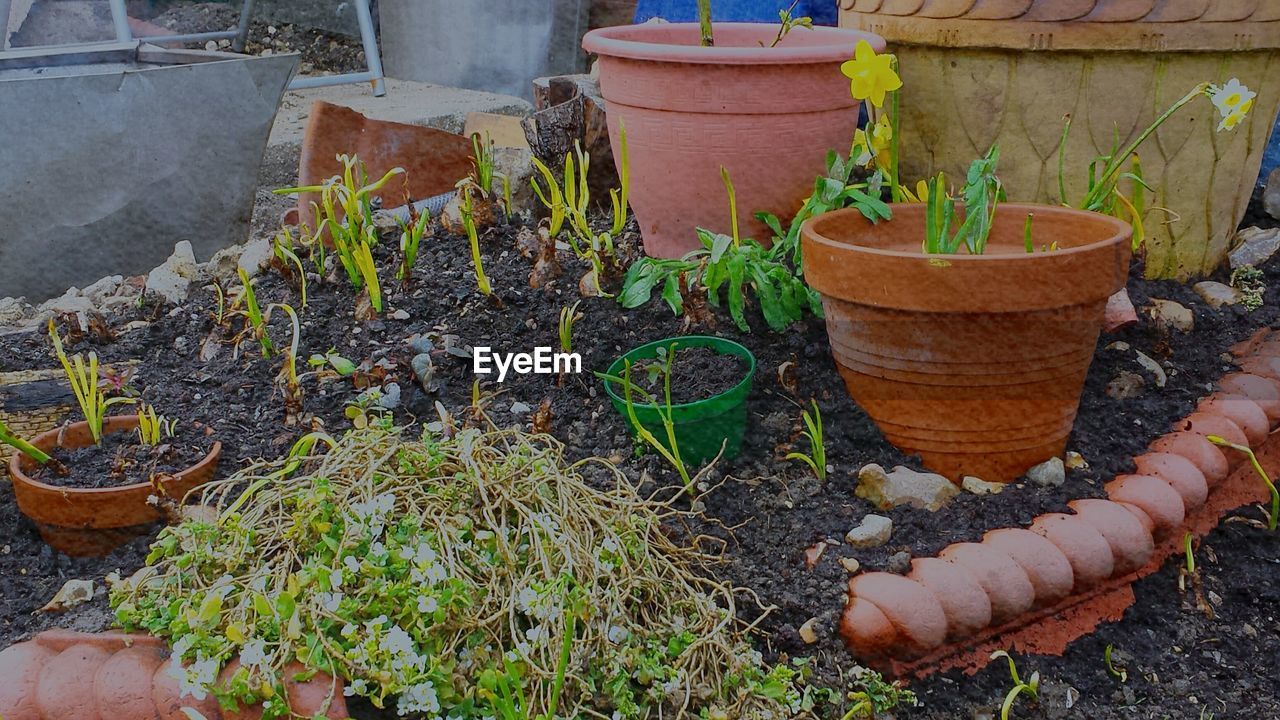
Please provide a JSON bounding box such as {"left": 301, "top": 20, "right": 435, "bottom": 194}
{"left": 839, "top": 1, "right": 1280, "bottom": 280}
{"left": 582, "top": 23, "right": 884, "bottom": 258}
{"left": 9, "top": 416, "right": 220, "bottom": 556}
{"left": 802, "top": 204, "right": 1131, "bottom": 482}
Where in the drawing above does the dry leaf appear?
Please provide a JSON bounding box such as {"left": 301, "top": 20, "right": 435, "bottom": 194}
{"left": 1135, "top": 350, "right": 1167, "bottom": 387}
{"left": 39, "top": 579, "right": 95, "bottom": 613}
{"left": 803, "top": 541, "right": 826, "bottom": 569}
{"left": 532, "top": 397, "right": 554, "bottom": 435}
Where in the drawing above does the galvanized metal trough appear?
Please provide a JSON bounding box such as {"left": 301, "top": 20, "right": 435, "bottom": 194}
{"left": 0, "top": 41, "right": 297, "bottom": 301}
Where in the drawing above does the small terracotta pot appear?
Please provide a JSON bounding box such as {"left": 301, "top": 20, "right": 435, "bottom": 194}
{"left": 802, "top": 203, "right": 1131, "bottom": 482}
{"left": 8, "top": 416, "right": 220, "bottom": 555}
{"left": 583, "top": 23, "right": 883, "bottom": 258}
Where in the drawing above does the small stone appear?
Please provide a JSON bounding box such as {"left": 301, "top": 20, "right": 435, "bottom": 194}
{"left": 1026, "top": 457, "right": 1065, "bottom": 487}
{"left": 1230, "top": 226, "right": 1280, "bottom": 270}
{"left": 1193, "top": 281, "right": 1242, "bottom": 308}
{"left": 407, "top": 334, "right": 435, "bottom": 355}
{"left": 839, "top": 557, "right": 861, "bottom": 574}
{"left": 1065, "top": 451, "right": 1088, "bottom": 470}
{"left": 803, "top": 542, "right": 826, "bottom": 569}
{"left": 1106, "top": 370, "right": 1146, "bottom": 399}
{"left": 510, "top": 401, "right": 532, "bottom": 415}
{"left": 81, "top": 275, "right": 123, "bottom": 305}
{"left": 856, "top": 463, "right": 959, "bottom": 511}
{"left": 798, "top": 617, "right": 821, "bottom": 644}
{"left": 1145, "top": 298, "right": 1194, "bottom": 333}
{"left": 237, "top": 237, "right": 274, "bottom": 278}
{"left": 1105, "top": 341, "right": 1130, "bottom": 352}
{"left": 390, "top": 309, "right": 411, "bottom": 320}
{"left": 886, "top": 550, "right": 912, "bottom": 575}
{"left": 961, "top": 475, "right": 1005, "bottom": 496}
{"left": 145, "top": 241, "right": 199, "bottom": 304}
{"left": 1263, "top": 169, "right": 1280, "bottom": 220}
{"left": 0, "top": 296, "right": 34, "bottom": 325}
{"left": 845, "top": 514, "right": 893, "bottom": 549}
{"left": 411, "top": 353, "right": 437, "bottom": 392}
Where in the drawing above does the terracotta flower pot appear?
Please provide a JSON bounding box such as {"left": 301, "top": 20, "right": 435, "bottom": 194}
{"left": 838, "top": 1, "right": 1280, "bottom": 280}
{"left": 802, "top": 203, "right": 1131, "bottom": 482}
{"left": 582, "top": 22, "right": 884, "bottom": 258}
{"left": 8, "top": 416, "right": 220, "bottom": 556}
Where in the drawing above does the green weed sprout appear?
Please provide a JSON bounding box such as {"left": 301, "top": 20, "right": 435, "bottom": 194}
{"left": 237, "top": 268, "right": 275, "bottom": 358}
{"left": 271, "top": 228, "right": 307, "bottom": 308}
{"left": 1231, "top": 265, "right": 1265, "bottom": 311}
{"left": 460, "top": 183, "right": 492, "bottom": 296}
{"left": 0, "top": 418, "right": 65, "bottom": 474}
{"left": 270, "top": 303, "right": 303, "bottom": 425}
{"left": 840, "top": 669, "right": 917, "bottom": 720}
{"left": 609, "top": 119, "right": 630, "bottom": 236}
{"left": 921, "top": 146, "right": 1003, "bottom": 255}
{"left": 1206, "top": 435, "right": 1279, "bottom": 530}
{"left": 351, "top": 228, "right": 383, "bottom": 313}
{"left": 48, "top": 320, "right": 133, "bottom": 444}
{"left": 991, "top": 650, "right": 1039, "bottom": 720}
{"left": 1184, "top": 532, "right": 1196, "bottom": 574}
{"left": 785, "top": 399, "right": 826, "bottom": 481}
{"left": 397, "top": 206, "right": 430, "bottom": 284}
{"left": 564, "top": 141, "right": 594, "bottom": 249}
{"left": 596, "top": 350, "right": 695, "bottom": 495}
{"left": 721, "top": 165, "right": 740, "bottom": 249}
{"left": 1104, "top": 644, "right": 1127, "bottom": 683}
{"left": 136, "top": 404, "right": 176, "bottom": 446}
{"left": 558, "top": 301, "right": 582, "bottom": 354}
{"left": 530, "top": 156, "right": 566, "bottom": 237}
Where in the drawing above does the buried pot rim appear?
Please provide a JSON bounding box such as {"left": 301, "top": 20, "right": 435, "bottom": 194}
{"left": 9, "top": 415, "right": 221, "bottom": 527}
{"left": 601, "top": 335, "right": 757, "bottom": 414}
{"left": 583, "top": 22, "right": 883, "bottom": 66}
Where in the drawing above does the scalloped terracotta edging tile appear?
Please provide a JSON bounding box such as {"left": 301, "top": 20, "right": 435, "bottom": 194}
{"left": 0, "top": 630, "right": 348, "bottom": 720}
{"left": 839, "top": 330, "right": 1280, "bottom": 678}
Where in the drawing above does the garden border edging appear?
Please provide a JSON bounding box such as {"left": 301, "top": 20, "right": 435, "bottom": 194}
{"left": 840, "top": 327, "right": 1280, "bottom": 678}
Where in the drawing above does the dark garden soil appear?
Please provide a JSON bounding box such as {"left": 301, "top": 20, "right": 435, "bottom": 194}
{"left": 629, "top": 344, "right": 748, "bottom": 404}
{"left": 2, "top": 195, "right": 1280, "bottom": 718}
{"left": 31, "top": 421, "right": 214, "bottom": 489}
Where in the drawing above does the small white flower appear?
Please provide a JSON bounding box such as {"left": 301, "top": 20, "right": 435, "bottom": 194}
{"left": 318, "top": 591, "right": 343, "bottom": 612}
{"left": 240, "top": 639, "right": 268, "bottom": 669}
{"left": 340, "top": 623, "right": 357, "bottom": 638}
{"left": 168, "top": 653, "right": 219, "bottom": 701}
{"left": 417, "top": 595, "right": 438, "bottom": 614}
{"left": 524, "top": 624, "right": 548, "bottom": 643}
{"left": 370, "top": 541, "right": 387, "bottom": 558}
{"left": 1210, "top": 78, "right": 1256, "bottom": 117}
{"left": 329, "top": 569, "right": 344, "bottom": 590}
{"left": 344, "top": 555, "right": 361, "bottom": 574}
{"left": 343, "top": 678, "right": 368, "bottom": 697}
{"left": 515, "top": 586, "right": 538, "bottom": 613}
{"left": 607, "top": 626, "right": 628, "bottom": 644}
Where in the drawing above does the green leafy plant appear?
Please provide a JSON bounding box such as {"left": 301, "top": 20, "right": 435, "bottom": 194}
{"left": 397, "top": 205, "right": 430, "bottom": 284}
{"left": 620, "top": 168, "right": 823, "bottom": 332}
{"left": 308, "top": 349, "right": 357, "bottom": 377}
{"left": 595, "top": 350, "right": 696, "bottom": 496}
{"left": 459, "top": 183, "right": 492, "bottom": 296}
{"left": 48, "top": 320, "right": 134, "bottom": 443}
{"left": 351, "top": 234, "right": 383, "bottom": 314}
{"left": 1207, "top": 435, "right": 1279, "bottom": 530}
{"left": 840, "top": 667, "right": 917, "bottom": 719}
{"left": 764, "top": 0, "right": 812, "bottom": 47}
{"left": 1184, "top": 532, "right": 1196, "bottom": 574}
{"left": 136, "top": 403, "right": 176, "bottom": 446}
{"left": 785, "top": 400, "right": 826, "bottom": 481}
{"left": 0, "top": 419, "right": 66, "bottom": 474}
{"left": 920, "top": 146, "right": 1004, "bottom": 255}
{"left": 558, "top": 301, "right": 581, "bottom": 354}
{"left": 236, "top": 268, "right": 275, "bottom": 358}
{"left": 1231, "top": 265, "right": 1266, "bottom": 311}
{"left": 990, "top": 651, "right": 1040, "bottom": 720}
{"left": 112, "top": 426, "right": 809, "bottom": 719}
{"left": 270, "top": 229, "right": 307, "bottom": 308}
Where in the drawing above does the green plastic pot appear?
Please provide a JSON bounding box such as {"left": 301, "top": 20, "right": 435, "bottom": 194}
{"left": 602, "top": 336, "right": 756, "bottom": 465}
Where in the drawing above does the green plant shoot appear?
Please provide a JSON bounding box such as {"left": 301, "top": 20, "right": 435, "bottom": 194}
{"left": 271, "top": 229, "right": 308, "bottom": 308}
{"left": 136, "top": 403, "right": 175, "bottom": 446}
{"left": 237, "top": 268, "right": 275, "bottom": 358}
{"left": 398, "top": 206, "right": 430, "bottom": 284}
{"left": 991, "top": 650, "right": 1039, "bottom": 720}
{"left": 609, "top": 119, "right": 630, "bottom": 236}
{"left": 460, "top": 184, "right": 491, "bottom": 296}
{"left": 530, "top": 156, "right": 566, "bottom": 237}
{"left": 595, "top": 351, "right": 695, "bottom": 496}
{"left": 1207, "top": 435, "right": 1279, "bottom": 530}
{"left": 697, "top": 0, "right": 714, "bottom": 46}
{"left": 48, "top": 320, "right": 133, "bottom": 444}
{"left": 785, "top": 400, "right": 826, "bottom": 481}
{"left": 0, "top": 418, "right": 63, "bottom": 472}
{"left": 271, "top": 303, "right": 303, "bottom": 425}
{"left": 558, "top": 301, "right": 582, "bottom": 354}
{"left": 1104, "top": 644, "right": 1127, "bottom": 683}
{"left": 352, "top": 229, "right": 382, "bottom": 313}
{"left": 765, "top": 0, "right": 812, "bottom": 47}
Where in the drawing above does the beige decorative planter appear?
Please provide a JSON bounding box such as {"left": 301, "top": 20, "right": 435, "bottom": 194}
{"left": 839, "top": 0, "right": 1280, "bottom": 280}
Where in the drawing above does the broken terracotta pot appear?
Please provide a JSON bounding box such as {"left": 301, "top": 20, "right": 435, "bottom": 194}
{"left": 8, "top": 416, "right": 220, "bottom": 556}
{"left": 582, "top": 23, "right": 882, "bottom": 258}
{"left": 295, "top": 101, "right": 475, "bottom": 232}
{"left": 801, "top": 203, "right": 1131, "bottom": 482}
{"left": 0, "top": 630, "right": 347, "bottom": 720}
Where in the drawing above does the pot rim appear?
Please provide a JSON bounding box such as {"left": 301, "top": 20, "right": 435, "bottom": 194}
{"left": 582, "top": 22, "right": 883, "bottom": 65}
{"left": 601, "top": 335, "right": 757, "bottom": 411}
{"left": 8, "top": 415, "right": 221, "bottom": 497}
{"left": 802, "top": 202, "right": 1132, "bottom": 262}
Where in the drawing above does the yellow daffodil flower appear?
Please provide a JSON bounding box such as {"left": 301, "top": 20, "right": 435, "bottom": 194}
{"left": 841, "top": 40, "right": 902, "bottom": 108}
{"left": 1207, "top": 78, "right": 1255, "bottom": 132}
{"left": 852, "top": 116, "right": 894, "bottom": 171}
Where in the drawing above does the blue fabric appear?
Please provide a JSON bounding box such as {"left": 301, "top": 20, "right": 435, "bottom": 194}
{"left": 1259, "top": 119, "right": 1280, "bottom": 187}
{"left": 634, "top": 0, "right": 838, "bottom": 26}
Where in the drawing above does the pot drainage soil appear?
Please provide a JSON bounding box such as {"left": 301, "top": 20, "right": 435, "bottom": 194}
{"left": 2, "top": 200, "right": 1279, "bottom": 717}
{"left": 30, "top": 422, "right": 215, "bottom": 489}
{"left": 629, "top": 344, "right": 747, "bottom": 404}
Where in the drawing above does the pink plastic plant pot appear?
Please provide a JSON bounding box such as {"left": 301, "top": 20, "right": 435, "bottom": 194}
{"left": 582, "top": 22, "right": 884, "bottom": 258}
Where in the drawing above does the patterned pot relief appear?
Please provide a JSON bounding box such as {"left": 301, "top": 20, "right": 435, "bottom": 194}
{"left": 839, "top": 0, "right": 1280, "bottom": 279}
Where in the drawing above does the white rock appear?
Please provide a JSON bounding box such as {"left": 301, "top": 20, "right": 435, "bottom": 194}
{"left": 145, "top": 241, "right": 199, "bottom": 304}
{"left": 1065, "top": 451, "right": 1089, "bottom": 470}
{"left": 1193, "top": 281, "right": 1242, "bottom": 309}
{"left": 1026, "top": 457, "right": 1066, "bottom": 488}
{"left": 510, "top": 401, "right": 532, "bottom": 414}
{"left": 845, "top": 514, "right": 893, "bottom": 549}
{"left": 0, "top": 296, "right": 33, "bottom": 325}
{"left": 1229, "top": 226, "right": 1280, "bottom": 270}
{"left": 237, "top": 237, "right": 274, "bottom": 278}
{"left": 391, "top": 309, "right": 411, "bottom": 320}
{"left": 856, "top": 463, "right": 959, "bottom": 511}
{"left": 961, "top": 476, "right": 1005, "bottom": 496}
{"left": 81, "top": 275, "right": 123, "bottom": 305}
{"left": 206, "top": 243, "right": 247, "bottom": 280}
{"left": 1145, "top": 298, "right": 1194, "bottom": 333}
{"left": 1106, "top": 371, "right": 1145, "bottom": 399}
{"left": 36, "top": 289, "right": 95, "bottom": 318}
